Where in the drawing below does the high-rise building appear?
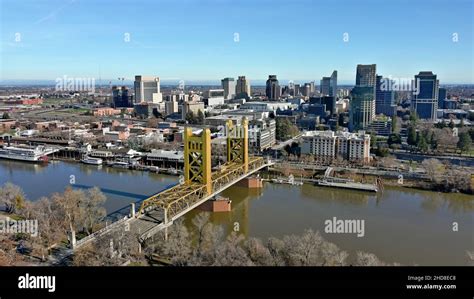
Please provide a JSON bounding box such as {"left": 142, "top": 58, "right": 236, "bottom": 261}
{"left": 438, "top": 87, "right": 447, "bottom": 109}
{"left": 320, "top": 77, "right": 331, "bottom": 96}
{"left": 375, "top": 75, "right": 396, "bottom": 116}
{"left": 221, "top": 77, "right": 236, "bottom": 100}
{"left": 134, "top": 75, "right": 163, "bottom": 104}
{"left": 330, "top": 70, "right": 337, "bottom": 97}
{"left": 266, "top": 75, "right": 281, "bottom": 100}
{"left": 320, "top": 70, "right": 337, "bottom": 98}
{"left": 302, "top": 83, "right": 311, "bottom": 97}
{"left": 235, "top": 76, "right": 251, "bottom": 99}
{"left": 350, "top": 65, "right": 376, "bottom": 131}
{"left": 112, "top": 86, "right": 133, "bottom": 108}
{"left": 309, "top": 96, "right": 335, "bottom": 115}
{"left": 350, "top": 86, "right": 375, "bottom": 131}
{"left": 412, "top": 71, "right": 439, "bottom": 121}
{"left": 356, "top": 64, "right": 376, "bottom": 87}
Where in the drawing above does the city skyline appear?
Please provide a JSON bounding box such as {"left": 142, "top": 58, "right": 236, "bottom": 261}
{"left": 0, "top": 0, "right": 473, "bottom": 83}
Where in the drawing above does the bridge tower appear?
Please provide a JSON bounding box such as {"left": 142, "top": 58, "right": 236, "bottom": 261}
{"left": 184, "top": 127, "right": 212, "bottom": 194}
{"left": 226, "top": 117, "right": 249, "bottom": 172}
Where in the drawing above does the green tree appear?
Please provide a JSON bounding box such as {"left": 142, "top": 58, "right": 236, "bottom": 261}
{"left": 197, "top": 110, "right": 205, "bottom": 124}
{"left": 407, "top": 126, "right": 417, "bottom": 146}
{"left": 391, "top": 116, "right": 397, "bottom": 133}
{"left": 276, "top": 118, "right": 299, "bottom": 141}
{"left": 457, "top": 132, "right": 472, "bottom": 153}
{"left": 387, "top": 133, "right": 401, "bottom": 146}
{"left": 370, "top": 132, "right": 377, "bottom": 148}
{"left": 185, "top": 112, "right": 196, "bottom": 124}
{"left": 416, "top": 133, "right": 429, "bottom": 153}
{"left": 409, "top": 111, "right": 418, "bottom": 124}
{"left": 429, "top": 132, "right": 438, "bottom": 150}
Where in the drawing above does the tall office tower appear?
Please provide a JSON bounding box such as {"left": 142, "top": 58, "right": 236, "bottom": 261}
{"left": 356, "top": 64, "right": 376, "bottom": 87}
{"left": 438, "top": 87, "right": 447, "bottom": 109}
{"left": 309, "top": 81, "right": 315, "bottom": 94}
{"left": 266, "top": 75, "right": 281, "bottom": 100}
{"left": 320, "top": 77, "right": 331, "bottom": 96}
{"left": 375, "top": 75, "right": 396, "bottom": 116}
{"left": 411, "top": 71, "right": 439, "bottom": 121}
{"left": 221, "top": 77, "right": 236, "bottom": 100}
{"left": 329, "top": 70, "right": 337, "bottom": 97}
{"left": 350, "top": 65, "right": 376, "bottom": 131}
{"left": 134, "top": 75, "right": 163, "bottom": 104}
{"left": 350, "top": 87, "right": 376, "bottom": 131}
{"left": 112, "top": 86, "right": 132, "bottom": 108}
{"left": 236, "top": 76, "right": 251, "bottom": 99}
{"left": 294, "top": 84, "right": 301, "bottom": 96}
{"left": 302, "top": 83, "right": 311, "bottom": 97}
{"left": 320, "top": 70, "right": 337, "bottom": 97}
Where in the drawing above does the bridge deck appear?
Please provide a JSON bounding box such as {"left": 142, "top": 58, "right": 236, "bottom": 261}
{"left": 74, "top": 157, "right": 272, "bottom": 249}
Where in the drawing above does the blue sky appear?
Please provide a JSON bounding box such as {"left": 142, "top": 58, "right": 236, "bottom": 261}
{"left": 0, "top": 0, "right": 473, "bottom": 84}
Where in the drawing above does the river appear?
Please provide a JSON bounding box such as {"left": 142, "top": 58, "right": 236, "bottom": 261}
{"left": 0, "top": 159, "right": 472, "bottom": 265}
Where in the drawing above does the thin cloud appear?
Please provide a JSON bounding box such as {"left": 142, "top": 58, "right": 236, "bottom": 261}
{"left": 34, "top": 0, "right": 77, "bottom": 25}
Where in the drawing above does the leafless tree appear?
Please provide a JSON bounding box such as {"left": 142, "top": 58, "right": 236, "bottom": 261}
{"left": 0, "top": 182, "right": 26, "bottom": 214}
{"left": 159, "top": 219, "right": 192, "bottom": 266}
{"left": 83, "top": 187, "right": 107, "bottom": 235}
{"left": 210, "top": 232, "right": 253, "bottom": 266}
{"left": 421, "top": 159, "right": 445, "bottom": 183}
{"left": 355, "top": 251, "right": 386, "bottom": 266}
{"left": 243, "top": 237, "right": 274, "bottom": 266}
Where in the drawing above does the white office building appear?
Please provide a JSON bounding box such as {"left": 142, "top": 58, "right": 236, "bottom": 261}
{"left": 134, "top": 75, "right": 163, "bottom": 104}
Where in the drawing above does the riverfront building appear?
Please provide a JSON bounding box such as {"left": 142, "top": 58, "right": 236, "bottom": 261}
{"left": 300, "top": 130, "right": 371, "bottom": 163}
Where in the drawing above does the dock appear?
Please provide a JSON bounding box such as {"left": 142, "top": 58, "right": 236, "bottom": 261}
{"left": 315, "top": 179, "right": 378, "bottom": 192}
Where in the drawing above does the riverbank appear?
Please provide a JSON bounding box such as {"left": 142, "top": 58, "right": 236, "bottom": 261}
{"left": 1, "top": 159, "right": 473, "bottom": 265}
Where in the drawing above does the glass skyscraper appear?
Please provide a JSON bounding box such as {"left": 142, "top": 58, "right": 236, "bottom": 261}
{"left": 375, "top": 75, "right": 396, "bottom": 116}
{"left": 412, "top": 71, "right": 439, "bottom": 121}
{"left": 350, "top": 65, "right": 376, "bottom": 131}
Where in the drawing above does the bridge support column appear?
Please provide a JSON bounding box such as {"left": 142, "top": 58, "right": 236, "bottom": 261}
{"left": 226, "top": 118, "right": 249, "bottom": 173}
{"left": 130, "top": 203, "right": 136, "bottom": 218}
{"left": 184, "top": 127, "right": 212, "bottom": 194}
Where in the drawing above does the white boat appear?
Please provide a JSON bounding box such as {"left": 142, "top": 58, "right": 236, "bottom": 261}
{"left": 81, "top": 156, "right": 103, "bottom": 165}
{"left": 149, "top": 166, "right": 160, "bottom": 172}
{"left": 111, "top": 161, "right": 129, "bottom": 168}
{"left": 0, "top": 145, "right": 50, "bottom": 162}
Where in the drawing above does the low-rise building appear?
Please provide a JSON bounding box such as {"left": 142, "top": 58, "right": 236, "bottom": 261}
{"left": 248, "top": 119, "right": 276, "bottom": 151}
{"left": 301, "top": 130, "right": 371, "bottom": 163}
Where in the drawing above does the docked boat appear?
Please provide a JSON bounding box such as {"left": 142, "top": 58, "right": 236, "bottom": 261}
{"left": 111, "top": 161, "right": 129, "bottom": 169}
{"left": 149, "top": 166, "right": 160, "bottom": 172}
{"left": 0, "top": 145, "right": 51, "bottom": 162}
{"left": 81, "top": 156, "right": 103, "bottom": 165}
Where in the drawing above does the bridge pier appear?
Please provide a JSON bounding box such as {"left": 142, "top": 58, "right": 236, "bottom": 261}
{"left": 130, "top": 203, "right": 136, "bottom": 218}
